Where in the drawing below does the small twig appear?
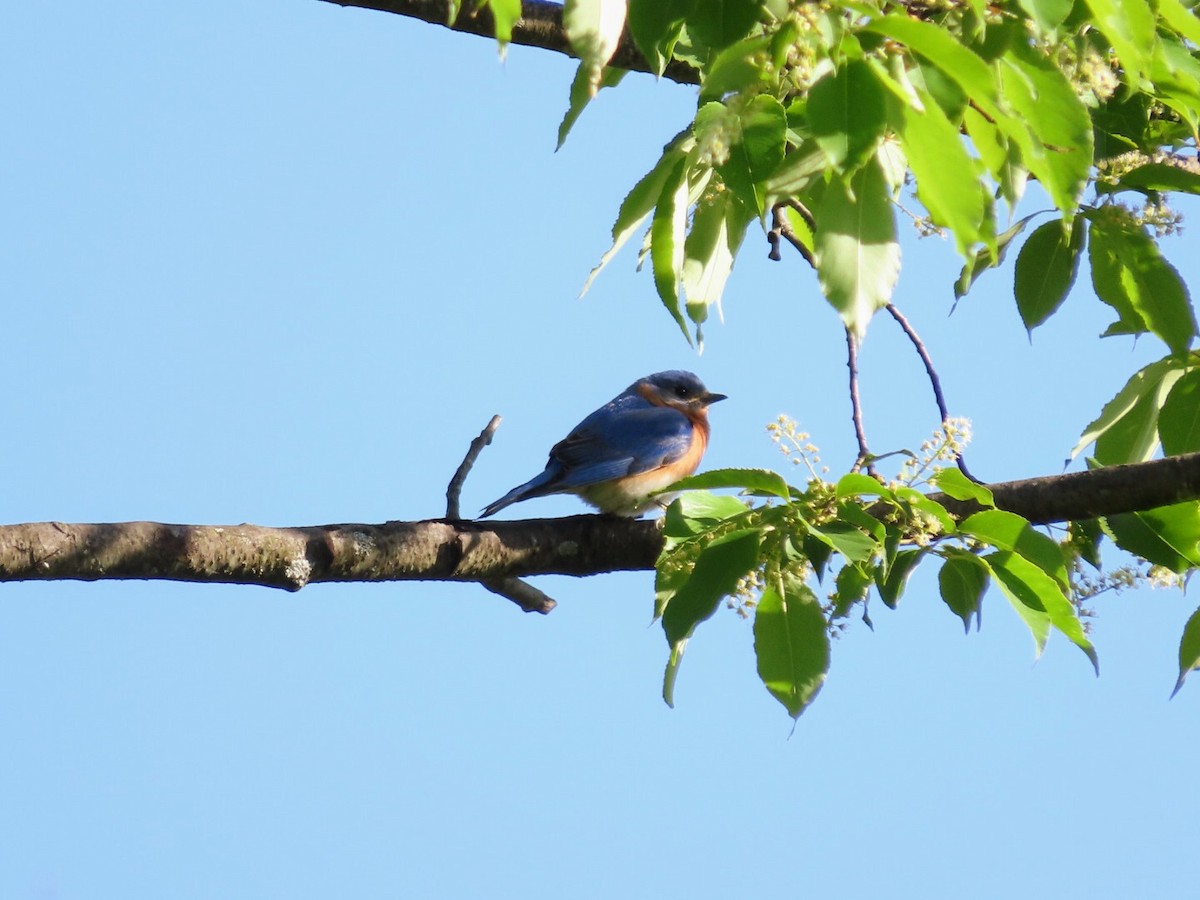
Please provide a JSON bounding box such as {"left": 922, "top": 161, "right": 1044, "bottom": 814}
{"left": 786, "top": 198, "right": 817, "bottom": 232}
{"left": 846, "top": 329, "right": 877, "bottom": 477}
{"left": 445, "top": 415, "right": 561, "bottom": 612}
{"left": 482, "top": 576, "right": 558, "bottom": 614}
{"left": 446, "top": 415, "right": 503, "bottom": 520}
{"left": 884, "top": 303, "right": 976, "bottom": 481}
{"left": 768, "top": 203, "right": 816, "bottom": 268}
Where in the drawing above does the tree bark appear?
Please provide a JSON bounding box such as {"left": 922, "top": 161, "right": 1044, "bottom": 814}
{"left": 320, "top": 0, "right": 701, "bottom": 84}
{"left": 2, "top": 452, "right": 1198, "bottom": 594}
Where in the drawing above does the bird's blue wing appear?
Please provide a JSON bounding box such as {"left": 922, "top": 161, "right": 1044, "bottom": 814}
{"left": 549, "top": 401, "right": 693, "bottom": 489}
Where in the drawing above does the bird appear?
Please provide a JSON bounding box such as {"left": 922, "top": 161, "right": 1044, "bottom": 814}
{"left": 480, "top": 370, "right": 727, "bottom": 518}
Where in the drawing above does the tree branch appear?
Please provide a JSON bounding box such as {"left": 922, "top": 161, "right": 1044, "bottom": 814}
{"left": 3, "top": 454, "right": 1199, "bottom": 593}
{"left": 320, "top": 0, "right": 701, "bottom": 84}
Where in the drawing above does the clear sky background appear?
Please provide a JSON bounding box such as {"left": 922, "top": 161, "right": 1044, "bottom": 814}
{"left": 3, "top": 3, "right": 1197, "bottom": 898}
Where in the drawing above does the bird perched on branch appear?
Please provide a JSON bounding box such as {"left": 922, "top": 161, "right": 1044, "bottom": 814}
{"left": 480, "top": 370, "right": 727, "bottom": 518}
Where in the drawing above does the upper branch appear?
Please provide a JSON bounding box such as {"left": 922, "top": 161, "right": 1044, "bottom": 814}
{"left": 319, "top": 0, "right": 701, "bottom": 84}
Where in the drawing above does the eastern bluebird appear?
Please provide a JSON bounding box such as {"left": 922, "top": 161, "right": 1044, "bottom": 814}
{"left": 480, "top": 370, "right": 726, "bottom": 518}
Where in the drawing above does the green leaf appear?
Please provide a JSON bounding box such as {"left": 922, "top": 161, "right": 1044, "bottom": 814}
{"left": 754, "top": 579, "right": 830, "bottom": 719}
{"left": 1160, "top": 369, "right": 1200, "bottom": 456}
{"left": 1086, "top": 214, "right": 1197, "bottom": 356}
{"left": 557, "top": 65, "right": 626, "bottom": 150}
{"left": 660, "top": 528, "right": 761, "bottom": 706}
{"left": 864, "top": 15, "right": 1002, "bottom": 118}
{"left": 682, "top": 187, "right": 750, "bottom": 332}
{"left": 1085, "top": 0, "right": 1157, "bottom": 85}
{"left": 808, "top": 522, "right": 877, "bottom": 563}
{"left": 960, "top": 509, "right": 1069, "bottom": 589}
{"left": 1097, "top": 162, "right": 1200, "bottom": 198}
{"left": 997, "top": 48, "right": 1093, "bottom": 218}
{"left": 1159, "top": 0, "right": 1200, "bottom": 48}
{"left": 813, "top": 158, "right": 901, "bottom": 339}
{"left": 876, "top": 548, "right": 923, "bottom": 609}
{"left": 627, "top": 0, "right": 696, "bottom": 77}
{"left": 1013, "top": 217, "right": 1085, "bottom": 332}
{"left": 698, "top": 34, "right": 774, "bottom": 101}
{"left": 662, "top": 491, "right": 750, "bottom": 543}
{"left": 832, "top": 561, "right": 873, "bottom": 618}
{"left": 955, "top": 215, "right": 1035, "bottom": 299}
{"left": 1016, "top": 0, "right": 1074, "bottom": 32}
{"left": 891, "top": 79, "right": 988, "bottom": 258}
{"left": 563, "top": 0, "right": 627, "bottom": 97}
{"left": 1171, "top": 606, "right": 1200, "bottom": 699}
{"left": 650, "top": 157, "right": 692, "bottom": 342}
{"left": 685, "top": 0, "right": 764, "bottom": 54}
{"left": 582, "top": 141, "right": 691, "bottom": 297}
{"left": 931, "top": 467, "right": 995, "bottom": 506}
{"left": 807, "top": 60, "right": 888, "bottom": 173}
{"left": 1072, "top": 357, "right": 1187, "bottom": 462}
{"left": 893, "top": 486, "right": 957, "bottom": 535}
{"left": 835, "top": 472, "right": 893, "bottom": 500}
{"left": 761, "top": 141, "right": 826, "bottom": 209}
{"left": 717, "top": 94, "right": 787, "bottom": 212}
{"left": 670, "top": 466, "right": 792, "bottom": 500}
{"left": 938, "top": 549, "right": 989, "bottom": 632}
{"left": 485, "top": 0, "right": 521, "bottom": 50}
{"left": 1104, "top": 501, "right": 1200, "bottom": 574}
{"left": 986, "top": 551, "right": 1099, "bottom": 674}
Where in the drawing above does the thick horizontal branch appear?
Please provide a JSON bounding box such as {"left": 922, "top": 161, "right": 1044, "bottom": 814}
{"left": 0, "top": 516, "right": 662, "bottom": 591}
{"left": 319, "top": 0, "right": 701, "bottom": 84}
{"left": 1, "top": 453, "right": 1197, "bottom": 592}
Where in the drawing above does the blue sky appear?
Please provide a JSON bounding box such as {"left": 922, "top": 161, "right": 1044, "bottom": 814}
{"left": 2, "top": 2, "right": 1197, "bottom": 897}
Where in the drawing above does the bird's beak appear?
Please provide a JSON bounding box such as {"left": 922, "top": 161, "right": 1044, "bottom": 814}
{"left": 703, "top": 392, "right": 728, "bottom": 405}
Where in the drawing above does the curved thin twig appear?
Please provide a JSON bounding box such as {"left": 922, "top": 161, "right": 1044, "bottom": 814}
{"left": 884, "top": 303, "right": 976, "bottom": 481}
{"left": 845, "top": 329, "right": 876, "bottom": 477}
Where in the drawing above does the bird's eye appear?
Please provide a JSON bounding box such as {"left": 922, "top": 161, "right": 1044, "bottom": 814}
{"left": 674, "top": 384, "right": 691, "bottom": 398}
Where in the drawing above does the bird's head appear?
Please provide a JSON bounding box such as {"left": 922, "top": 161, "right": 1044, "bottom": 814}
{"left": 635, "top": 370, "right": 727, "bottom": 416}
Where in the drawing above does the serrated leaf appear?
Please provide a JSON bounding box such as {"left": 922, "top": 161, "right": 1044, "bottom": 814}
{"left": 485, "top": 0, "right": 521, "bottom": 51}
{"left": 813, "top": 158, "right": 900, "bottom": 339}
{"left": 808, "top": 60, "right": 888, "bottom": 173}
{"left": 754, "top": 579, "right": 830, "bottom": 719}
{"left": 662, "top": 491, "right": 751, "bottom": 544}
{"left": 671, "top": 466, "right": 792, "bottom": 500}
{"left": 1104, "top": 501, "right": 1200, "bottom": 573}
{"left": 682, "top": 187, "right": 750, "bottom": 328}
{"left": 955, "top": 214, "right": 1036, "bottom": 299}
{"left": 717, "top": 94, "right": 787, "bottom": 212}
{"left": 835, "top": 472, "right": 894, "bottom": 500}
{"left": 1071, "top": 357, "right": 1186, "bottom": 462}
{"left": 931, "top": 467, "right": 995, "bottom": 506}
{"left": 1159, "top": 0, "right": 1200, "bottom": 48}
{"left": 1013, "top": 216, "right": 1085, "bottom": 332}
{"left": 938, "top": 549, "right": 989, "bottom": 632}
{"left": 661, "top": 528, "right": 762, "bottom": 706}
{"left": 582, "top": 142, "right": 691, "bottom": 297}
{"left": 1097, "top": 162, "right": 1200, "bottom": 198}
{"left": 651, "top": 157, "right": 692, "bottom": 342}
{"left": 698, "top": 34, "right": 774, "bottom": 101}
{"left": 864, "top": 16, "right": 1002, "bottom": 118}
{"left": 891, "top": 79, "right": 988, "bottom": 258}
{"left": 832, "top": 561, "right": 873, "bottom": 618}
{"left": 1086, "top": 215, "right": 1197, "bottom": 356}
{"left": 808, "top": 522, "right": 877, "bottom": 563}
{"left": 876, "top": 548, "right": 923, "bottom": 609}
{"left": 1160, "top": 369, "right": 1200, "bottom": 456}
{"left": 627, "top": 0, "right": 696, "bottom": 77}
{"left": 564, "top": 0, "right": 627, "bottom": 97}
{"left": 998, "top": 48, "right": 1093, "bottom": 218}
{"left": 1017, "top": 0, "right": 1074, "bottom": 32}
{"left": 986, "top": 550, "right": 1099, "bottom": 674}
{"left": 685, "top": 0, "right": 764, "bottom": 54}
{"left": 1085, "top": 0, "right": 1157, "bottom": 85}
{"left": 557, "top": 65, "right": 626, "bottom": 150}
{"left": 1171, "top": 606, "right": 1200, "bottom": 699}
{"left": 961, "top": 509, "right": 1069, "bottom": 588}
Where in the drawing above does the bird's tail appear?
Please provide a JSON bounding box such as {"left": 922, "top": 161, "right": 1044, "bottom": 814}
{"left": 479, "top": 468, "right": 559, "bottom": 518}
